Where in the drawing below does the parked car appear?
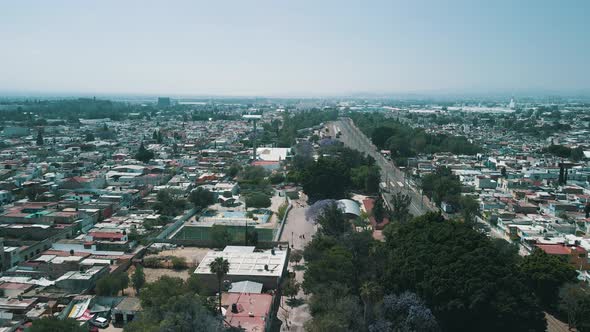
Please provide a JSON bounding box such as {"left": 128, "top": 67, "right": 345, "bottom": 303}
{"left": 90, "top": 316, "right": 109, "bottom": 328}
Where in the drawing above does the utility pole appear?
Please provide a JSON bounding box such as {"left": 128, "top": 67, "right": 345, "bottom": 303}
{"left": 245, "top": 218, "right": 248, "bottom": 246}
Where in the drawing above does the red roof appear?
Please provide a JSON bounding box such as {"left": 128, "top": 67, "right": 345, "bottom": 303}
{"left": 536, "top": 244, "right": 585, "bottom": 256}
{"left": 70, "top": 176, "right": 90, "bottom": 183}
{"left": 90, "top": 232, "right": 125, "bottom": 240}
{"left": 0, "top": 283, "right": 33, "bottom": 290}
{"left": 223, "top": 293, "right": 272, "bottom": 332}
{"left": 40, "top": 249, "right": 90, "bottom": 257}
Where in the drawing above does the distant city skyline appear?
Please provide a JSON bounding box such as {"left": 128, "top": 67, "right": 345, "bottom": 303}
{"left": 1, "top": 0, "right": 589, "bottom": 97}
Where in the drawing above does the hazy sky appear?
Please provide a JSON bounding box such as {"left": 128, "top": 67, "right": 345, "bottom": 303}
{"left": 1, "top": 0, "right": 589, "bottom": 96}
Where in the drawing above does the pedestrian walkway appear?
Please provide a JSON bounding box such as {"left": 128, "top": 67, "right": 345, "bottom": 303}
{"left": 277, "top": 196, "right": 315, "bottom": 331}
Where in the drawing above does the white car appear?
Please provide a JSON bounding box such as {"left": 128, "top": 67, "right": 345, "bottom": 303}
{"left": 91, "top": 316, "right": 109, "bottom": 328}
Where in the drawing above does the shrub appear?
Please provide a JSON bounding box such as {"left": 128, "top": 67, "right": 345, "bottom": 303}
{"left": 171, "top": 256, "right": 188, "bottom": 270}
{"left": 144, "top": 257, "right": 161, "bottom": 268}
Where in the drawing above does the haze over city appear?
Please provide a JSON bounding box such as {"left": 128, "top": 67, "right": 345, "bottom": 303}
{"left": 1, "top": 0, "right": 589, "bottom": 97}
{"left": 1, "top": 2, "right": 590, "bottom": 332}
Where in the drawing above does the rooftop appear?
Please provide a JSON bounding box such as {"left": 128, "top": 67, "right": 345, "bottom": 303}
{"left": 222, "top": 292, "right": 272, "bottom": 332}
{"left": 194, "top": 246, "right": 287, "bottom": 278}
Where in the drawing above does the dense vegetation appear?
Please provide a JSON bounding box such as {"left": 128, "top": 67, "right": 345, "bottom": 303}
{"left": 301, "top": 208, "right": 558, "bottom": 331}
{"left": 278, "top": 109, "right": 339, "bottom": 147}
{"left": 288, "top": 140, "right": 380, "bottom": 202}
{"left": 350, "top": 113, "right": 481, "bottom": 164}
{"left": 29, "top": 317, "right": 86, "bottom": 332}
{"left": 125, "top": 276, "right": 233, "bottom": 332}
{"left": 542, "top": 144, "right": 585, "bottom": 161}
{"left": 420, "top": 166, "right": 462, "bottom": 207}
{"left": 382, "top": 214, "right": 546, "bottom": 331}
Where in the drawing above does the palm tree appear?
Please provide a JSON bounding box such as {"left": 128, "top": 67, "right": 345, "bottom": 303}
{"left": 209, "top": 257, "right": 230, "bottom": 314}
{"left": 360, "top": 281, "right": 382, "bottom": 327}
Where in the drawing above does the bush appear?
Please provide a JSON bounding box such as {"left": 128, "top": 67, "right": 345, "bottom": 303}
{"left": 171, "top": 256, "right": 187, "bottom": 270}
{"left": 144, "top": 257, "right": 162, "bottom": 268}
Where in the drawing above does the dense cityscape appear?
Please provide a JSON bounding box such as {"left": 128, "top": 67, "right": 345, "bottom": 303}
{"left": 2, "top": 1, "right": 589, "bottom": 331}
{"left": 0, "top": 96, "right": 585, "bottom": 331}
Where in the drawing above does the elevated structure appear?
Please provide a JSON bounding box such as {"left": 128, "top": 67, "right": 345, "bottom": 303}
{"left": 243, "top": 115, "right": 262, "bottom": 161}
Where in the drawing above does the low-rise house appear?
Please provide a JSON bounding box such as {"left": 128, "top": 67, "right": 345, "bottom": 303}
{"left": 535, "top": 243, "right": 590, "bottom": 270}
{"left": 112, "top": 296, "right": 141, "bottom": 325}
{"left": 194, "top": 246, "right": 287, "bottom": 294}
{"left": 222, "top": 292, "right": 274, "bottom": 332}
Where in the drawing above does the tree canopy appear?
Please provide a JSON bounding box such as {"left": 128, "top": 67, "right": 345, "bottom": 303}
{"left": 135, "top": 141, "right": 155, "bottom": 163}
{"left": 382, "top": 215, "right": 546, "bottom": 332}
{"left": 189, "top": 187, "right": 215, "bottom": 210}
{"left": 125, "top": 276, "right": 226, "bottom": 332}
{"left": 352, "top": 113, "right": 481, "bottom": 163}
{"left": 520, "top": 249, "right": 577, "bottom": 310}
{"left": 29, "top": 317, "right": 86, "bottom": 332}
{"left": 245, "top": 192, "right": 271, "bottom": 208}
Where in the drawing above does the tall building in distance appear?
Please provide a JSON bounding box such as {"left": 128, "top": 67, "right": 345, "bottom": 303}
{"left": 509, "top": 97, "right": 516, "bottom": 110}
{"left": 157, "top": 97, "right": 171, "bottom": 107}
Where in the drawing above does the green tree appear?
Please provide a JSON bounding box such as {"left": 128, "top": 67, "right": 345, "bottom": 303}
{"left": 29, "top": 317, "right": 85, "bottom": 332}
{"left": 302, "top": 157, "right": 350, "bottom": 201}
{"left": 364, "top": 166, "right": 381, "bottom": 194}
{"left": 119, "top": 272, "right": 129, "bottom": 295}
{"left": 558, "top": 283, "right": 590, "bottom": 331}
{"left": 85, "top": 132, "right": 95, "bottom": 142}
{"left": 281, "top": 275, "right": 300, "bottom": 300}
{"left": 209, "top": 257, "right": 230, "bottom": 314}
{"left": 371, "top": 126, "right": 396, "bottom": 149}
{"left": 154, "top": 189, "right": 187, "bottom": 216}
{"left": 571, "top": 147, "right": 585, "bottom": 162}
{"left": 240, "top": 165, "right": 268, "bottom": 184}
{"left": 316, "top": 202, "right": 350, "bottom": 237}
{"left": 171, "top": 256, "right": 188, "bottom": 270}
{"left": 303, "top": 245, "right": 355, "bottom": 294}
{"left": 189, "top": 187, "right": 215, "bottom": 210}
{"left": 211, "top": 225, "right": 232, "bottom": 247}
{"left": 459, "top": 195, "right": 479, "bottom": 224}
{"left": 132, "top": 265, "right": 146, "bottom": 295}
{"left": 36, "top": 129, "right": 44, "bottom": 146}
{"left": 421, "top": 167, "right": 461, "bottom": 206}
{"left": 390, "top": 192, "right": 411, "bottom": 223}
{"left": 382, "top": 215, "right": 546, "bottom": 332}
{"left": 305, "top": 289, "right": 364, "bottom": 332}
{"left": 135, "top": 141, "right": 154, "bottom": 163}
{"left": 269, "top": 172, "right": 285, "bottom": 184}
{"left": 96, "top": 274, "right": 119, "bottom": 296}
{"left": 520, "top": 249, "right": 577, "bottom": 310}
{"left": 360, "top": 281, "right": 382, "bottom": 327}
{"left": 373, "top": 198, "right": 386, "bottom": 223}
{"left": 351, "top": 165, "right": 381, "bottom": 194}
{"left": 289, "top": 249, "right": 303, "bottom": 267}
{"left": 245, "top": 192, "right": 271, "bottom": 208}
{"left": 126, "top": 276, "right": 225, "bottom": 332}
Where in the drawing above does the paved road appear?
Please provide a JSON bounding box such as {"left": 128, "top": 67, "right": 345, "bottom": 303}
{"left": 278, "top": 195, "right": 316, "bottom": 332}
{"left": 280, "top": 201, "right": 315, "bottom": 250}
{"left": 329, "top": 118, "right": 436, "bottom": 216}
